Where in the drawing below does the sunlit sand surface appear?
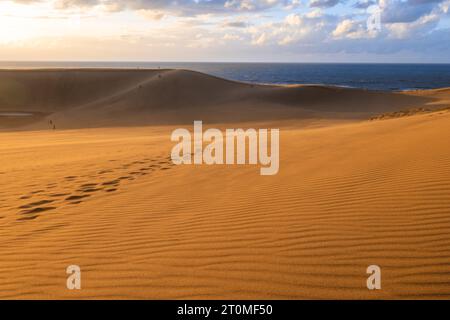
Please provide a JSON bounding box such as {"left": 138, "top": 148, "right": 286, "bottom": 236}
{"left": 1, "top": 69, "right": 450, "bottom": 299}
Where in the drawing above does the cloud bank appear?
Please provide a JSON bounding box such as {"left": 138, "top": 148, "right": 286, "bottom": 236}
{"left": 0, "top": 0, "right": 449, "bottom": 62}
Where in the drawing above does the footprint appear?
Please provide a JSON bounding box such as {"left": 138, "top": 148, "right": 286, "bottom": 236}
{"left": 102, "top": 180, "right": 120, "bottom": 186}
{"left": 19, "top": 199, "right": 54, "bottom": 209}
{"left": 65, "top": 195, "right": 90, "bottom": 201}
{"left": 79, "top": 188, "right": 102, "bottom": 193}
{"left": 80, "top": 183, "right": 98, "bottom": 188}
{"left": 17, "top": 215, "right": 39, "bottom": 221}
{"left": 20, "top": 207, "right": 56, "bottom": 215}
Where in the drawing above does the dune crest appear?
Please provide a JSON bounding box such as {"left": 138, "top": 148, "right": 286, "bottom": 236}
{"left": 0, "top": 69, "right": 440, "bottom": 130}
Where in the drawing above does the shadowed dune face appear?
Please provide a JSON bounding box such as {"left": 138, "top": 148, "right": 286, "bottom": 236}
{"left": 0, "top": 111, "right": 47, "bottom": 128}
{"left": 0, "top": 69, "right": 158, "bottom": 111}
{"left": 0, "top": 69, "right": 435, "bottom": 130}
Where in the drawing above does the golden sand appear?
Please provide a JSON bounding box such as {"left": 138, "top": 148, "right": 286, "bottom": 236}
{"left": 1, "top": 69, "right": 450, "bottom": 299}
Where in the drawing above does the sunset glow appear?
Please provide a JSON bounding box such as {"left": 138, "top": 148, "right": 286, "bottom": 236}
{"left": 0, "top": 0, "right": 449, "bottom": 62}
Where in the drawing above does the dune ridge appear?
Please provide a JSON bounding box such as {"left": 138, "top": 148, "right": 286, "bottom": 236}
{"left": 0, "top": 69, "right": 439, "bottom": 130}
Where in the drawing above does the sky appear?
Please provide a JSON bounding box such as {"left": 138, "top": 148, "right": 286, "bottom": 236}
{"left": 0, "top": 0, "right": 449, "bottom": 62}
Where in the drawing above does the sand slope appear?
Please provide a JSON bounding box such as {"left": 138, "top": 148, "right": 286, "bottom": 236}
{"left": 0, "top": 69, "right": 433, "bottom": 130}
{"left": 1, "top": 107, "right": 450, "bottom": 298}
{"left": 1, "top": 69, "right": 450, "bottom": 299}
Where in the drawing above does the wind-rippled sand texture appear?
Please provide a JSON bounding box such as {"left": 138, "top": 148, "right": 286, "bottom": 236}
{"left": 1, "top": 69, "right": 450, "bottom": 299}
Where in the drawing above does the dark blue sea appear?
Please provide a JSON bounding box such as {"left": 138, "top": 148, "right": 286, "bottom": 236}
{"left": 1, "top": 61, "right": 450, "bottom": 91}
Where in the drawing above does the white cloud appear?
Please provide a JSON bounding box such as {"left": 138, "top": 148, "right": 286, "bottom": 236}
{"left": 285, "top": 13, "right": 302, "bottom": 26}
{"left": 252, "top": 32, "right": 268, "bottom": 45}
{"left": 439, "top": 0, "right": 450, "bottom": 13}
{"left": 332, "top": 19, "right": 372, "bottom": 39}
{"left": 137, "top": 9, "right": 166, "bottom": 20}
{"left": 386, "top": 12, "right": 440, "bottom": 38}
{"left": 246, "top": 11, "right": 336, "bottom": 47}
{"left": 305, "top": 8, "right": 323, "bottom": 18}
{"left": 223, "top": 33, "right": 243, "bottom": 40}
{"left": 380, "top": 0, "right": 441, "bottom": 23}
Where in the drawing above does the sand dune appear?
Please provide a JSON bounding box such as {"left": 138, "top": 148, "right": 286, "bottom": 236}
{"left": 1, "top": 69, "right": 450, "bottom": 299}
{"left": 0, "top": 69, "right": 433, "bottom": 130}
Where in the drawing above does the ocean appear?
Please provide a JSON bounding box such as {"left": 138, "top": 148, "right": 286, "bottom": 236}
{"left": 1, "top": 61, "right": 449, "bottom": 91}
